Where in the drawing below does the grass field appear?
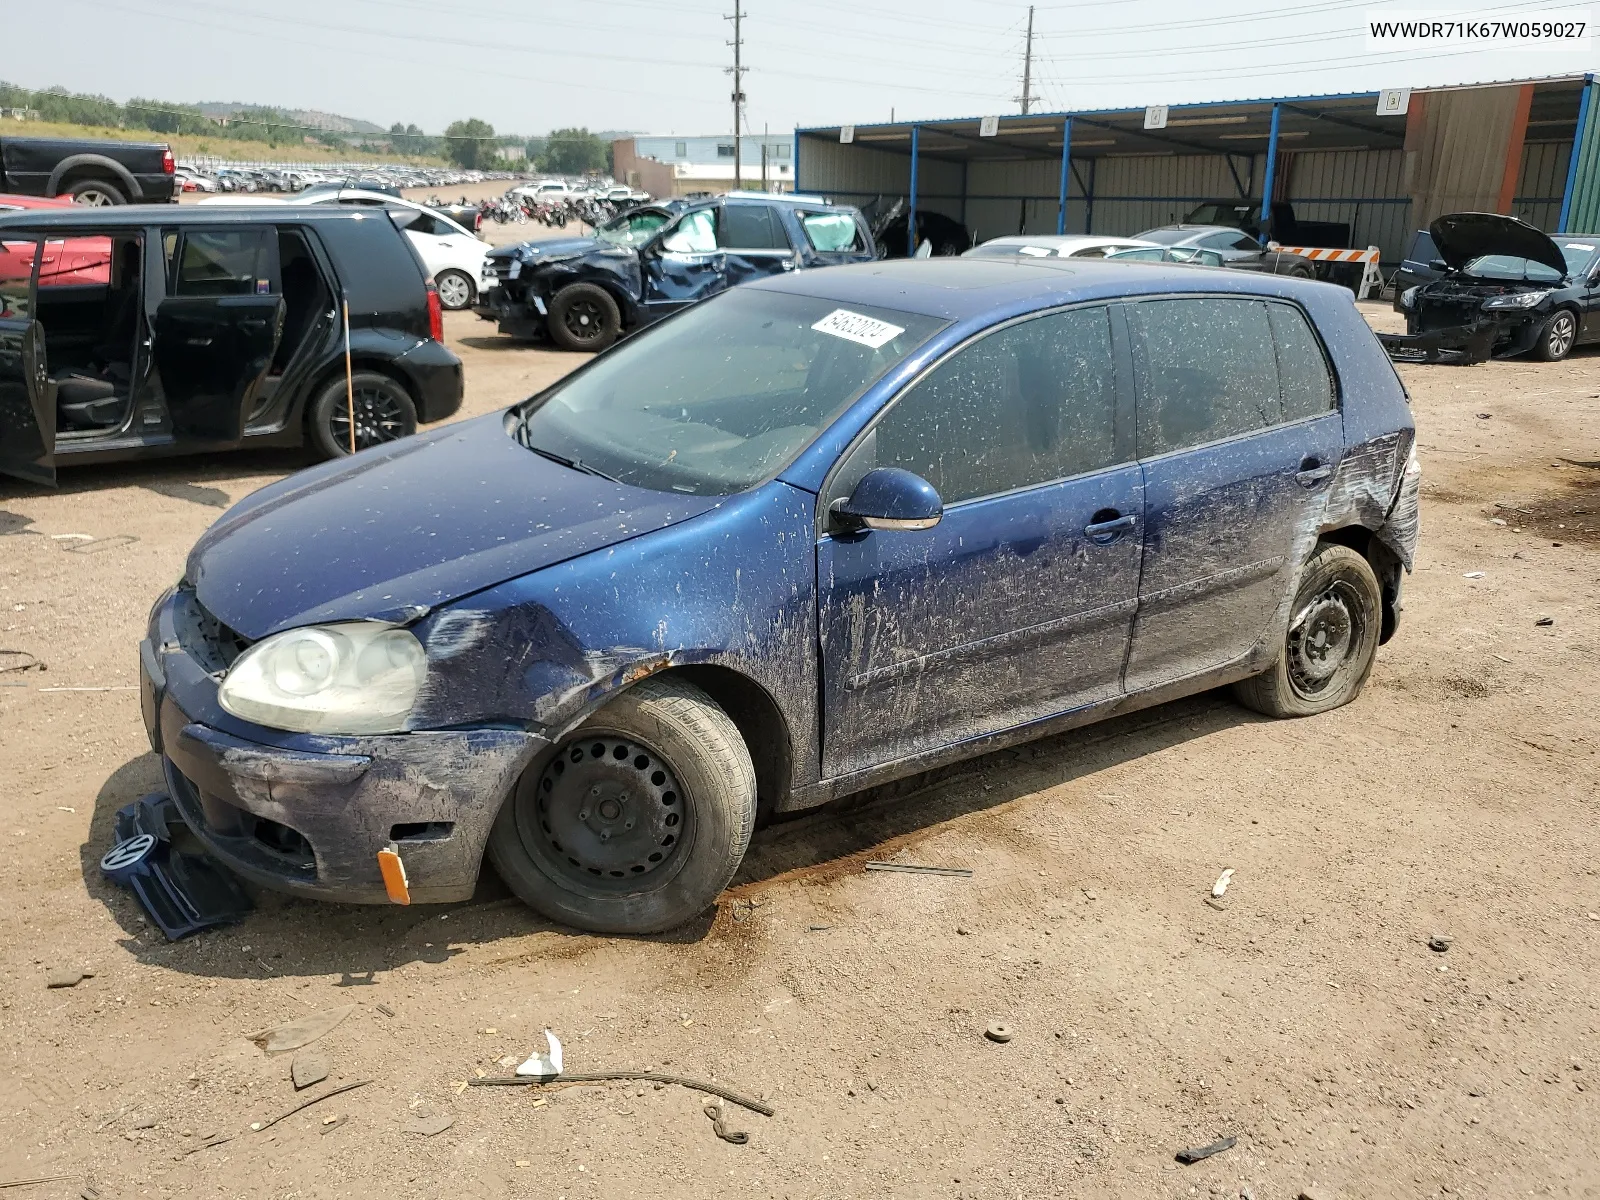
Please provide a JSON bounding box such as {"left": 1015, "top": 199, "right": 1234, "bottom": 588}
{"left": 0, "top": 117, "right": 448, "bottom": 167}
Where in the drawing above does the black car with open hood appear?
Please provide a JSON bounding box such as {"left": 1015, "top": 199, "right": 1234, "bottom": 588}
{"left": 1382, "top": 212, "right": 1600, "bottom": 364}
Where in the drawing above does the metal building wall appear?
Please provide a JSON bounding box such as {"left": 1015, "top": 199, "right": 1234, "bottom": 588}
{"left": 1278, "top": 147, "right": 1410, "bottom": 260}
{"left": 1566, "top": 80, "right": 1600, "bottom": 229}
{"left": 797, "top": 136, "right": 966, "bottom": 223}
{"left": 1515, "top": 140, "right": 1573, "bottom": 232}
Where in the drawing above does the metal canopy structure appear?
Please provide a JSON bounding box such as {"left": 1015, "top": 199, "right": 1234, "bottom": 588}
{"left": 795, "top": 75, "right": 1597, "bottom": 261}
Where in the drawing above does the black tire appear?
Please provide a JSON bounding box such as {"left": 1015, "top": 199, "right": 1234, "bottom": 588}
{"left": 487, "top": 676, "right": 757, "bottom": 934}
{"left": 66, "top": 178, "right": 126, "bottom": 206}
{"left": 1233, "top": 543, "right": 1382, "bottom": 718}
{"left": 306, "top": 370, "right": 418, "bottom": 461}
{"left": 1532, "top": 308, "right": 1577, "bottom": 362}
{"left": 434, "top": 269, "right": 475, "bottom": 311}
{"left": 548, "top": 282, "right": 621, "bottom": 352}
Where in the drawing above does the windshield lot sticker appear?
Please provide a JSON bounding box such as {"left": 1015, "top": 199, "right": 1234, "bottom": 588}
{"left": 812, "top": 308, "right": 905, "bottom": 349}
{"left": 1563, "top": 243, "right": 1595, "bottom": 251}
{"left": 1018, "top": 246, "right": 1053, "bottom": 257}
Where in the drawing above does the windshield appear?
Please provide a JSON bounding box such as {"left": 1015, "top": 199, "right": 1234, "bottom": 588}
{"left": 1134, "top": 227, "right": 1193, "bottom": 245}
{"left": 1185, "top": 204, "right": 1252, "bottom": 227}
{"left": 1462, "top": 253, "right": 1571, "bottom": 283}
{"left": 513, "top": 289, "right": 947, "bottom": 496}
{"left": 965, "top": 241, "right": 1061, "bottom": 258}
{"left": 594, "top": 209, "right": 672, "bottom": 248}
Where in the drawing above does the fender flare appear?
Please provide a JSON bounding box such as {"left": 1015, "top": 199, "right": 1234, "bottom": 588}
{"left": 47, "top": 155, "right": 141, "bottom": 200}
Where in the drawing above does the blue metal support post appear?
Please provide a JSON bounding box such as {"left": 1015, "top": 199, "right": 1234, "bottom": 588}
{"left": 907, "top": 126, "right": 920, "bottom": 257}
{"left": 1259, "top": 103, "right": 1282, "bottom": 239}
{"left": 1057, "top": 117, "right": 1072, "bottom": 235}
{"left": 1557, "top": 73, "right": 1595, "bottom": 232}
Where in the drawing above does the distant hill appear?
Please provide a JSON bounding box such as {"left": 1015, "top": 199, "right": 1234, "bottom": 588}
{"left": 194, "top": 102, "right": 386, "bottom": 135}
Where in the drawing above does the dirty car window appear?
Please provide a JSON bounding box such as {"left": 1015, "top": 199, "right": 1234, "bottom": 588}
{"left": 594, "top": 209, "right": 671, "bottom": 248}
{"left": 513, "top": 290, "right": 946, "bottom": 496}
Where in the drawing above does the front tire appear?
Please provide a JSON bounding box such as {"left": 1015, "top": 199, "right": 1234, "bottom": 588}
{"left": 1233, "top": 543, "right": 1382, "bottom": 718}
{"left": 434, "top": 269, "right": 475, "bottom": 311}
{"left": 66, "top": 178, "right": 126, "bottom": 206}
{"left": 488, "top": 677, "right": 757, "bottom": 935}
{"left": 306, "top": 370, "right": 418, "bottom": 460}
{"left": 1532, "top": 309, "right": 1577, "bottom": 361}
{"left": 548, "top": 282, "right": 621, "bottom": 352}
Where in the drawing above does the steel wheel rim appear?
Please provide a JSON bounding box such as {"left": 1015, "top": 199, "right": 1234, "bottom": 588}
{"left": 517, "top": 733, "right": 693, "bottom": 894}
{"left": 437, "top": 273, "right": 471, "bottom": 309}
{"left": 1286, "top": 579, "right": 1367, "bottom": 699}
{"left": 326, "top": 382, "right": 409, "bottom": 452}
{"left": 563, "top": 298, "right": 606, "bottom": 342}
{"left": 1549, "top": 314, "right": 1574, "bottom": 357}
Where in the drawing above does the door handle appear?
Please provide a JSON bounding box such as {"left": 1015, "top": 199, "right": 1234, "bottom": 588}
{"left": 239, "top": 319, "right": 267, "bottom": 331}
{"left": 1295, "top": 459, "right": 1334, "bottom": 487}
{"left": 186, "top": 337, "right": 213, "bottom": 346}
{"left": 1084, "top": 513, "right": 1136, "bottom": 542}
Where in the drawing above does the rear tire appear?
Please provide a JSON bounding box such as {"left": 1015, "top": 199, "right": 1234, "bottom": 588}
{"left": 1532, "top": 309, "right": 1577, "bottom": 361}
{"left": 1233, "top": 543, "right": 1382, "bottom": 718}
{"left": 548, "top": 282, "right": 621, "bottom": 352}
{"left": 487, "top": 676, "right": 757, "bottom": 934}
{"left": 434, "top": 269, "right": 475, "bottom": 311}
{"left": 66, "top": 178, "right": 126, "bottom": 206}
{"left": 307, "top": 370, "right": 417, "bottom": 460}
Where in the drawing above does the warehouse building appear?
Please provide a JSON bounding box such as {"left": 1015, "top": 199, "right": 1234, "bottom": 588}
{"left": 793, "top": 73, "right": 1599, "bottom": 262}
{"left": 613, "top": 134, "right": 794, "bottom": 198}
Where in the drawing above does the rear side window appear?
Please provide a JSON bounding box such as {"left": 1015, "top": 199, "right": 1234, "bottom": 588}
{"left": 867, "top": 306, "right": 1120, "bottom": 504}
{"left": 1130, "top": 298, "right": 1280, "bottom": 456}
{"left": 800, "top": 211, "right": 863, "bottom": 253}
{"left": 1407, "top": 231, "right": 1439, "bottom": 263}
{"left": 1267, "top": 303, "right": 1336, "bottom": 421}
{"left": 718, "top": 204, "right": 788, "bottom": 250}
{"left": 174, "top": 229, "right": 274, "bottom": 297}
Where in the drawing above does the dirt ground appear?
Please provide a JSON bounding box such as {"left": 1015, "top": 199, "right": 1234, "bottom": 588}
{"left": 2, "top": 299, "right": 1598, "bottom": 1200}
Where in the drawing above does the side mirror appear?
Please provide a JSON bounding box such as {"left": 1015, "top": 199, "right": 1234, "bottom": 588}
{"left": 829, "top": 467, "right": 942, "bottom": 533}
{"left": 1429, "top": 258, "right": 1448, "bottom": 271}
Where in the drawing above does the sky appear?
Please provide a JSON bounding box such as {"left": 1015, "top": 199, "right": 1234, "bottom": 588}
{"left": 4, "top": 0, "right": 1597, "bottom": 139}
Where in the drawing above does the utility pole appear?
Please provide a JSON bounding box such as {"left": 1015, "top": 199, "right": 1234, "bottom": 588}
{"left": 1018, "top": 4, "right": 1038, "bottom": 115}
{"left": 726, "top": 5, "right": 747, "bottom": 189}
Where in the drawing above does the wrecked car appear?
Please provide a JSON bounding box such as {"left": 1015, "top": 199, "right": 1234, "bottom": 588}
{"left": 1385, "top": 213, "right": 1600, "bottom": 364}
{"left": 141, "top": 256, "right": 1418, "bottom": 935}
{"left": 473, "top": 193, "right": 875, "bottom": 350}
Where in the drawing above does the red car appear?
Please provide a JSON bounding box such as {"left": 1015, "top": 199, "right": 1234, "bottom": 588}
{"left": 0, "top": 193, "right": 112, "bottom": 287}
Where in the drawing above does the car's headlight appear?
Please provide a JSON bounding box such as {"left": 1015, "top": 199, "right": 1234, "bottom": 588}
{"left": 218, "top": 622, "right": 427, "bottom": 735}
{"left": 1482, "top": 290, "right": 1550, "bottom": 309}
{"left": 1400, "top": 286, "right": 1419, "bottom": 308}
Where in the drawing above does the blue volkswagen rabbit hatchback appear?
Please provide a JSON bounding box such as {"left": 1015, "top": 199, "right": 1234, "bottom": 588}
{"left": 140, "top": 257, "right": 1419, "bottom": 933}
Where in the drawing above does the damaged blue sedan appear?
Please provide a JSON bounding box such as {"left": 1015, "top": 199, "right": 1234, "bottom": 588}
{"left": 139, "top": 257, "right": 1419, "bottom": 933}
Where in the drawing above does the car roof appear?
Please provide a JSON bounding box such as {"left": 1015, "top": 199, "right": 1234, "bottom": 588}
{"left": 750, "top": 255, "right": 1327, "bottom": 320}
{"left": 976, "top": 234, "right": 1150, "bottom": 248}
{"left": 0, "top": 205, "right": 396, "bottom": 231}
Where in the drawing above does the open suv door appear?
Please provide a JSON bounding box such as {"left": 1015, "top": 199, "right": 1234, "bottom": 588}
{"left": 0, "top": 234, "right": 55, "bottom": 485}
{"left": 154, "top": 227, "right": 284, "bottom": 442}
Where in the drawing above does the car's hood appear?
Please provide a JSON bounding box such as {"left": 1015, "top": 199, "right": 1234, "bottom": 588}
{"left": 187, "top": 412, "right": 720, "bottom": 641}
{"left": 1430, "top": 212, "right": 1568, "bottom": 276}
{"left": 490, "top": 236, "right": 621, "bottom": 266}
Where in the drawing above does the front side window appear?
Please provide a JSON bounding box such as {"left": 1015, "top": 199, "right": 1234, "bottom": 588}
{"left": 863, "top": 306, "right": 1120, "bottom": 505}
{"left": 800, "top": 211, "right": 863, "bottom": 253}
{"left": 512, "top": 290, "right": 946, "bottom": 496}
{"left": 173, "top": 229, "right": 274, "bottom": 297}
{"left": 594, "top": 209, "right": 671, "bottom": 248}
{"left": 661, "top": 209, "right": 717, "bottom": 253}
{"left": 718, "top": 204, "right": 788, "bottom": 251}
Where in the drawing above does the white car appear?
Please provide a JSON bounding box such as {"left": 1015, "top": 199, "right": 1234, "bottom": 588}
{"left": 963, "top": 234, "right": 1159, "bottom": 260}
{"left": 199, "top": 188, "right": 490, "bottom": 310}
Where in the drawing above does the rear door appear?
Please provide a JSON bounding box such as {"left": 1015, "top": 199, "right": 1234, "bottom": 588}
{"left": 152, "top": 226, "right": 283, "bottom": 442}
{"left": 1123, "top": 296, "right": 1343, "bottom": 690}
{"left": 717, "top": 201, "right": 797, "bottom": 286}
{"left": 0, "top": 235, "right": 55, "bottom": 485}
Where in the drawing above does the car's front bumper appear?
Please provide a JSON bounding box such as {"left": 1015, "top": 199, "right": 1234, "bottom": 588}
{"left": 139, "top": 591, "right": 545, "bottom": 905}
{"left": 472, "top": 284, "right": 547, "bottom": 339}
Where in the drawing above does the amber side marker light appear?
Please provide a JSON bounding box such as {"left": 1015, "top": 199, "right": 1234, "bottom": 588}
{"left": 377, "top": 845, "right": 411, "bottom": 905}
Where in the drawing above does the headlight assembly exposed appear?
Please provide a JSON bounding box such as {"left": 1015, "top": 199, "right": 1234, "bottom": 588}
{"left": 1482, "top": 290, "right": 1551, "bottom": 309}
{"left": 218, "top": 622, "right": 427, "bottom": 735}
{"left": 1400, "top": 286, "right": 1419, "bottom": 309}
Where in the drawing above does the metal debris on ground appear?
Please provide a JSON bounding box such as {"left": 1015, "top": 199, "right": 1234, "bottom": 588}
{"left": 471, "top": 1071, "right": 774, "bottom": 1117}
{"left": 1428, "top": 936, "right": 1452, "bottom": 952}
{"left": 1175, "top": 1135, "right": 1237, "bottom": 1164}
{"left": 1212, "top": 868, "right": 1235, "bottom": 898}
{"left": 250, "top": 1080, "right": 371, "bottom": 1133}
{"left": 291, "top": 1051, "right": 330, "bottom": 1090}
{"left": 248, "top": 1005, "right": 354, "bottom": 1054}
{"left": 864, "top": 861, "right": 973, "bottom": 877}
{"left": 984, "top": 1023, "right": 1013, "bottom": 1043}
{"left": 99, "top": 794, "right": 252, "bottom": 941}
{"left": 0, "top": 1176, "right": 78, "bottom": 1191}
{"left": 402, "top": 1113, "right": 454, "bottom": 1136}
{"left": 1537, "top": 616, "right": 1555, "bottom": 626}
{"left": 46, "top": 968, "right": 93, "bottom": 989}
{"left": 375, "top": 1003, "right": 396, "bottom": 1017}
{"left": 515, "top": 1030, "right": 563, "bottom": 1078}
{"left": 61, "top": 534, "right": 140, "bottom": 555}
{"left": 704, "top": 1099, "right": 750, "bottom": 1144}
{"left": 0, "top": 650, "right": 44, "bottom": 674}
{"left": 808, "top": 924, "right": 832, "bottom": 931}
{"left": 1463, "top": 571, "right": 1486, "bottom": 579}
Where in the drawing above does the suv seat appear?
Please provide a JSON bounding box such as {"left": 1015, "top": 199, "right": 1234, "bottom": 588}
{"left": 54, "top": 370, "right": 122, "bottom": 429}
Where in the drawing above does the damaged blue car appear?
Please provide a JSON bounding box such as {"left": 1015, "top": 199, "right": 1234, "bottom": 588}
{"left": 473, "top": 192, "right": 876, "bottom": 351}
{"left": 140, "top": 257, "right": 1419, "bottom": 934}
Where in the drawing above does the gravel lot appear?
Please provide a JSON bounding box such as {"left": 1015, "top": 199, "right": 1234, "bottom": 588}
{"left": 1, "top": 297, "right": 1597, "bottom": 1200}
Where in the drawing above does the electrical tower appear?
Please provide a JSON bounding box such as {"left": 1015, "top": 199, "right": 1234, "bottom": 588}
{"left": 726, "top": 5, "right": 747, "bottom": 188}
{"left": 1016, "top": 4, "right": 1040, "bottom": 115}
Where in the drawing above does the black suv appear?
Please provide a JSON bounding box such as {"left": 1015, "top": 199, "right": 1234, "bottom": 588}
{"left": 475, "top": 192, "right": 876, "bottom": 351}
{"left": 0, "top": 206, "right": 463, "bottom": 486}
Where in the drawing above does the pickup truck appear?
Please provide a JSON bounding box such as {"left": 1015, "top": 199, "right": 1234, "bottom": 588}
{"left": 0, "top": 136, "right": 176, "bottom": 206}
{"left": 1183, "top": 199, "right": 1351, "bottom": 249}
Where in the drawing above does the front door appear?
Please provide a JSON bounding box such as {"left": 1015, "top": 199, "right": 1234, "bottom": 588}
{"left": 0, "top": 235, "right": 55, "bottom": 485}
{"left": 1122, "top": 296, "right": 1343, "bottom": 690}
{"left": 153, "top": 227, "right": 283, "bottom": 442}
{"left": 817, "top": 304, "right": 1142, "bottom": 779}
{"left": 641, "top": 209, "right": 725, "bottom": 318}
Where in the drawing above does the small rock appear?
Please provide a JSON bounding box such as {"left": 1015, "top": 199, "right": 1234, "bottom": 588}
{"left": 1491, "top": 518, "right": 1507, "bottom": 526}
{"left": 984, "top": 1023, "right": 1013, "bottom": 1043}
{"left": 130, "top": 1115, "right": 157, "bottom": 1130}
{"left": 291, "top": 1050, "right": 330, "bottom": 1090}
{"left": 1536, "top": 616, "right": 1554, "bottom": 626}
{"left": 46, "top": 968, "right": 93, "bottom": 989}
{"left": 956, "top": 926, "right": 970, "bottom": 935}
{"left": 1428, "top": 936, "right": 1452, "bottom": 953}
